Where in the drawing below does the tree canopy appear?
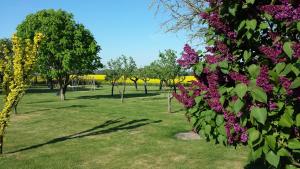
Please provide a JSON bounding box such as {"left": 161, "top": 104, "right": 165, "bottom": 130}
{"left": 16, "top": 9, "right": 102, "bottom": 100}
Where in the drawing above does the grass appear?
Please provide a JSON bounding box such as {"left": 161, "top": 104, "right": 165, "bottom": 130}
{"left": 0, "top": 85, "right": 250, "bottom": 169}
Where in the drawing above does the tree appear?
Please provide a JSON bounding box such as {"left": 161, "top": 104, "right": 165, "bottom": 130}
{"left": 0, "top": 39, "right": 12, "bottom": 84}
{"left": 117, "top": 56, "right": 136, "bottom": 103}
{"left": 138, "top": 66, "right": 153, "bottom": 94}
{"left": 151, "top": 49, "right": 183, "bottom": 113}
{"left": 16, "top": 9, "right": 102, "bottom": 101}
{"left": 0, "top": 33, "right": 43, "bottom": 154}
{"left": 105, "top": 58, "right": 122, "bottom": 96}
{"left": 129, "top": 68, "right": 139, "bottom": 91}
{"left": 152, "top": 0, "right": 207, "bottom": 44}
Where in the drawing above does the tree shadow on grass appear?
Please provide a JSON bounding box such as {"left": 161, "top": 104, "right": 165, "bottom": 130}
{"left": 77, "top": 93, "right": 160, "bottom": 100}
{"left": 243, "top": 158, "right": 268, "bottom": 169}
{"left": 21, "top": 105, "right": 88, "bottom": 114}
{"left": 8, "top": 118, "right": 162, "bottom": 154}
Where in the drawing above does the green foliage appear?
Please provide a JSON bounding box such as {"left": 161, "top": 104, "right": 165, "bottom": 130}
{"left": 16, "top": 9, "right": 102, "bottom": 100}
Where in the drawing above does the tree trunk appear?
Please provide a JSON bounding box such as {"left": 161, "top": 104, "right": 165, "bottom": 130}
{"left": 48, "top": 78, "right": 54, "bottom": 90}
{"left": 172, "top": 79, "right": 177, "bottom": 93}
{"left": 159, "top": 80, "right": 163, "bottom": 90}
{"left": 121, "top": 82, "right": 126, "bottom": 103}
{"left": 111, "top": 82, "right": 115, "bottom": 96}
{"left": 13, "top": 104, "right": 18, "bottom": 114}
{"left": 167, "top": 92, "right": 173, "bottom": 113}
{"left": 60, "top": 86, "right": 65, "bottom": 101}
{"left": 0, "top": 135, "right": 3, "bottom": 154}
{"left": 134, "top": 81, "right": 138, "bottom": 90}
{"left": 144, "top": 82, "right": 148, "bottom": 94}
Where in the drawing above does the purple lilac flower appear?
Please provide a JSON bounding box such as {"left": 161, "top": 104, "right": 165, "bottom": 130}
{"left": 177, "top": 44, "right": 199, "bottom": 68}
{"left": 205, "top": 72, "right": 223, "bottom": 112}
{"left": 173, "top": 84, "right": 196, "bottom": 108}
{"left": 199, "top": 12, "right": 236, "bottom": 39}
{"left": 205, "top": 54, "right": 218, "bottom": 64}
{"left": 259, "top": 43, "right": 282, "bottom": 63}
{"left": 257, "top": 65, "right": 273, "bottom": 93}
{"left": 229, "top": 71, "right": 249, "bottom": 84}
{"left": 260, "top": 4, "right": 300, "bottom": 21}
{"left": 269, "top": 101, "right": 278, "bottom": 111}
{"left": 293, "top": 43, "right": 300, "bottom": 59}
{"left": 279, "top": 76, "right": 293, "bottom": 94}
{"left": 224, "top": 111, "right": 248, "bottom": 144}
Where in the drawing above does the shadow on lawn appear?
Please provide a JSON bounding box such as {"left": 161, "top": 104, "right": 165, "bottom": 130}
{"left": 77, "top": 93, "right": 160, "bottom": 100}
{"left": 8, "top": 118, "right": 162, "bottom": 154}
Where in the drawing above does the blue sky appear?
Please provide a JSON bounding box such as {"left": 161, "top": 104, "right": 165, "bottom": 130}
{"left": 0, "top": 0, "right": 190, "bottom": 66}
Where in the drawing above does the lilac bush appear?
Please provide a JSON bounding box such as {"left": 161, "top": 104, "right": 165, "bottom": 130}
{"left": 174, "top": 0, "right": 300, "bottom": 168}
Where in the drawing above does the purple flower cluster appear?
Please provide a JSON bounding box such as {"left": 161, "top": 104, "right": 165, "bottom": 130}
{"left": 259, "top": 44, "right": 282, "bottom": 63}
{"left": 279, "top": 76, "right": 293, "bottom": 94}
{"left": 293, "top": 43, "right": 300, "bottom": 58}
{"left": 190, "top": 80, "right": 208, "bottom": 97}
{"left": 269, "top": 101, "right": 278, "bottom": 111}
{"left": 257, "top": 65, "right": 273, "bottom": 93}
{"left": 206, "top": 72, "right": 223, "bottom": 112}
{"left": 177, "top": 44, "right": 199, "bottom": 68}
{"left": 229, "top": 71, "right": 249, "bottom": 84}
{"left": 173, "top": 84, "right": 196, "bottom": 108}
{"left": 224, "top": 111, "right": 248, "bottom": 144}
{"left": 199, "top": 12, "right": 236, "bottom": 39}
{"left": 260, "top": 4, "right": 300, "bottom": 21}
{"left": 205, "top": 54, "right": 218, "bottom": 64}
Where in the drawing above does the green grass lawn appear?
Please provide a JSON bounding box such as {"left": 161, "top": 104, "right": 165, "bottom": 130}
{"left": 0, "top": 85, "right": 250, "bottom": 169}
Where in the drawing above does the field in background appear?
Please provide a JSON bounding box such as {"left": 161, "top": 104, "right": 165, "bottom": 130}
{"left": 34, "top": 75, "right": 197, "bottom": 85}
{"left": 0, "top": 85, "right": 249, "bottom": 169}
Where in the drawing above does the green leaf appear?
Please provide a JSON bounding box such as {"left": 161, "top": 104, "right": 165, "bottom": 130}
{"left": 280, "top": 63, "right": 292, "bottom": 76}
{"left": 259, "top": 22, "right": 268, "bottom": 29}
{"left": 290, "top": 77, "right": 300, "bottom": 89}
{"left": 297, "top": 22, "right": 300, "bottom": 32}
{"left": 265, "top": 135, "right": 276, "bottom": 150}
{"left": 251, "top": 107, "right": 267, "bottom": 125}
{"left": 234, "top": 99, "right": 244, "bottom": 113}
{"left": 246, "top": 19, "right": 257, "bottom": 30}
{"left": 229, "top": 4, "right": 238, "bottom": 16}
{"left": 288, "top": 139, "right": 300, "bottom": 149}
{"left": 283, "top": 42, "right": 293, "bottom": 59}
{"left": 195, "top": 63, "right": 203, "bottom": 76}
{"left": 246, "top": 0, "right": 255, "bottom": 4}
{"left": 249, "top": 147, "right": 262, "bottom": 161}
{"left": 204, "top": 125, "right": 211, "bottom": 135}
{"left": 219, "top": 61, "right": 228, "bottom": 69}
{"left": 296, "top": 114, "right": 300, "bottom": 127}
{"left": 248, "top": 128, "right": 260, "bottom": 143}
{"left": 216, "top": 115, "right": 224, "bottom": 126}
{"left": 243, "top": 50, "right": 251, "bottom": 62}
{"left": 291, "top": 65, "right": 300, "bottom": 76}
{"left": 248, "top": 64, "right": 260, "bottom": 78}
{"left": 266, "top": 151, "right": 280, "bottom": 167}
{"left": 250, "top": 86, "right": 268, "bottom": 103}
{"left": 238, "top": 20, "right": 246, "bottom": 32}
{"left": 274, "top": 62, "right": 286, "bottom": 74}
{"left": 235, "top": 83, "right": 247, "bottom": 98}
{"left": 278, "top": 111, "right": 293, "bottom": 128}
{"left": 217, "top": 135, "right": 226, "bottom": 144}
{"left": 277, "top": 148, "right": 290, "bottom": 157}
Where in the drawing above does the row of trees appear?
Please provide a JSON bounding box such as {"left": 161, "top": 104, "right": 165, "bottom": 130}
{"left": 104, "top": 49, "right": 188, "bottom": 112}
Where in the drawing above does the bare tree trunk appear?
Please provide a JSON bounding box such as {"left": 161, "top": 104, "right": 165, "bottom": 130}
{"left": 48, "top": 78, "right": 54, "bottom": 90}
{"left": 159, "top": 80, "right": 163, "bottom": 90}
{"left": 134, "top": 81, "right": 138, "bottom": 90}
{"left": 13, "top": 104, "right": 18, "bottom": 114}
{"left": 144, "top": 82, "right": 148, "bottom": 94}
{"left": 111, "top": 82, "right": 115, "bottom": 96}
{"left": 167, "top": 92, "right": 173, "bottom": 113}
{"left": 0, "top": 135, "right": 3, "bottom": 154}
{"left": 58, "top": 75, "right": 69, "bottom": 101}
{"left": 60, "top": 85, "right": 65, "bottom": 101}
{"left": 121, "top": 82, "right": 126, "bottom": 103}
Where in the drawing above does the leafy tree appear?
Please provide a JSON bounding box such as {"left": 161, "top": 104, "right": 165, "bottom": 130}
{"left": 129, "top": 68, "right": 139, "bottom": 91}
{"left": 105, "top": 58, "right": 122, "bottom": 96}
{"left": 16, "top": 9, "right": 102, "bottom": 101}
{"left": 174, "top": 0, "right": 300, "bottom": 168}
{"left": 0, "top": 39, "right": 12, "bottom": 84}
{"left": 138, "top": 66, "right": 153, "bottom": 94}
{"left": 0, "top": 33, "right": 43, "bottom": 154}
{"left": 118, "top": 55, "right": 136, "bottom": 103}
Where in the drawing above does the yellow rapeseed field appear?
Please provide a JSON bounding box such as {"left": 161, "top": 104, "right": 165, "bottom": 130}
{"left": 34, "top": 75, "right": 196, "bottom": 84}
